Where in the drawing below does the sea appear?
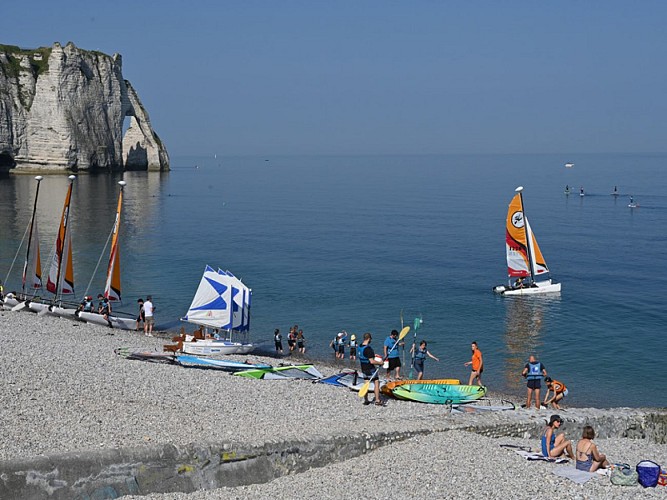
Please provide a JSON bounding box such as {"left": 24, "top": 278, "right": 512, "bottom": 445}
{"left": 1, "top": 153, "right": 665, "bottom": 408}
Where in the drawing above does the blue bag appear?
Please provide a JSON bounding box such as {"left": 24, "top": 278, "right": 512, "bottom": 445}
{"left": 636, "top": 460, "right": 661, "bottom": 488}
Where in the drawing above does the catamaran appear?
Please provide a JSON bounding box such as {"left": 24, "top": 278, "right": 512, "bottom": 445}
{"left": 177, "top": 265, "right": 254, "bottom": 355}
{"left": 493, "top": 186, "right": 561, "bottom": 295}
{"left": 77, "top": 181, "right": 135, "bottom": 330}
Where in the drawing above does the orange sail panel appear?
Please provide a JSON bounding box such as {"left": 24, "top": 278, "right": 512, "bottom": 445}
{"left": 46, "top": 178, "right": 75, "bottom": 296}
{"left": 104, "top": 186, "right": 123, "bottom": 301}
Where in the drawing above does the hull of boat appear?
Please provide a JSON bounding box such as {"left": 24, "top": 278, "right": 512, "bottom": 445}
{"left": 390, "top": 384, "right": 487, "bottom": 404}
{"left": 27, "top": 302, "right": 50, "bottom": 314}
{"left": 493, "top": 280, "right": 561, "bottom": 295}
{"left": 181, "top": 340, "right": 246, "bottom": 356}
{"left": 2, "top": 297, "right": 20, "bottom": 309}
{"left": 78, "top": 311, "right": 135, "bottom": 330}
{"left": 50, "top": 306, "right": 78, "bottom": 318}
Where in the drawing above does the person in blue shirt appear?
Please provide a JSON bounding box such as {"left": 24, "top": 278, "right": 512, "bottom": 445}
{"left": 384, "top": 329, "right": 404, "bottom": 380}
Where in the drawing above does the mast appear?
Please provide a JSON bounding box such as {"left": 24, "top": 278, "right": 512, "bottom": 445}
{"left": 515, "top": 186, "right": 536, "bottom": 283}
{"left": 22, "top": 176, "right": 43, "bottom": 296}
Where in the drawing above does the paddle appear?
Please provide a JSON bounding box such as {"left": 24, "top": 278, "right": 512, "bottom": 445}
{"left": 408, "top": 316, "right": 422, "bottom": 379}
{"left": 358, "top": 325, "right": 410, "bottom": 398}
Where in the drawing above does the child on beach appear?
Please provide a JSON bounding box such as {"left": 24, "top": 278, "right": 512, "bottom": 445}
{"left": 410, "top": 340, "right": 439, "bottom": 380}
{"left": 336, "top": 331, "right": 347, "bottom": 359}
{"left": 274, "top": 328, "right": 283, "bottom": 353}
{"left": 464, "top": 341, "right": 483, "bottom": 386}
{"left": 541, "top": 414, "right": 574, "bottom": 460}
{"left": 349, "top": 334, "right": 357, "bottom": 361}
{"left": 297, "top": 329, "right": 305, "bottom": 353}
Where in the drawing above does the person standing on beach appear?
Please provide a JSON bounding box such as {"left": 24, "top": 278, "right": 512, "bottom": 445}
{"left": 464, "top": 341, "right": 483, "bottom": 386}
{"left": 143, "top": 295, "right": 155, "bottom": 336}
{"left": 274, "top": 328, "right": 283, "bottom": 353}
{"left": 541, "top": 414, "right": 574, "bottom": 459}
{"left": 136, "top": 298, "right": 145, "bottom": 332}
{"left": 410, "top": 340, "right": 439, "bottom": 380}
{"left": 543, "top": 377, "right": 568, "bottom": 410}
{"left": 358, "top": 332, "right": 384, "bottom": 406}
{"left": 349, "top": 334, "right": 358, "bottom": 361}
{"left": 297, "top": 329, "right": 305, "bottom": 353}
{"left": 288, "top": 327, "right": 296, "bottom": 352}
{"left": 384, "top": 329, "right": 404, "bottom": 380}
{"left": 336, "top": 331, "right": 347, "bottom": 359}
{"left": 522, "top": 355, "right": 547, "bottom": 410}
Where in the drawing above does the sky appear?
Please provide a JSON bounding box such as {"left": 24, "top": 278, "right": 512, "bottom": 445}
{"left": 4, "top": 1, "right": 667, "bottom": 156}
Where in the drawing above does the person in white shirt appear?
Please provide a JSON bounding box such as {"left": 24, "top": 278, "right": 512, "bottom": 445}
{"left": 143, "top": 295, "right": 155, "bottom": 336}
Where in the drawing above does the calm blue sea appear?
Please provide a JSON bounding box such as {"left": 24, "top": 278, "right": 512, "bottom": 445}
{"left": 1, "top": 153, "right": 666, "bottom": 408}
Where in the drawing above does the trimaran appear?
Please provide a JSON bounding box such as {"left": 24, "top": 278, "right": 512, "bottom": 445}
{"left": 493, "top": 186, "right": 561, "bottom": 295}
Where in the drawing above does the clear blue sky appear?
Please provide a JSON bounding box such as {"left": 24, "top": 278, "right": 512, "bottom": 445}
{"left": 4, "top": 1, "right": 667, "bottom": 156}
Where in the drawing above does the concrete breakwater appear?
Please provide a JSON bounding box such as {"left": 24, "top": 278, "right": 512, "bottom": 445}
{"left": 1, "top": 410, "right": 665, "bottom": 499}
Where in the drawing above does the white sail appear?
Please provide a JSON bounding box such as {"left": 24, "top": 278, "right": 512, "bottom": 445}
{"left": 219, "top": 269, "right": 245, "bottom": 331}
{"left": 525, "top": 220, "right": 550, "bottom": 277}
{"left": 23, "top": 219, "right": 42, "bottom": 291}
{"left": 183, "top": 265, "right": 232, "bottom": 329}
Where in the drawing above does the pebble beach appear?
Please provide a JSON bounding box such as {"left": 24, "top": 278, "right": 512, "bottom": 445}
{"left": 1, "top": 309, "right": 665, "bottom": 499}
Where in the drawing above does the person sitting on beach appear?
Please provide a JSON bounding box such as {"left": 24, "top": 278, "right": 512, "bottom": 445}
{"left": 77, "top": 295, "right": 94, "bottom": 313}
{"left": 541, "top": 414, "right": 574, "bottom": 460}
{"left": 97, "top": 294, "right": 106, "bottom": 313}
{"left": 358, "top": 332, "right": 384, "bottom": 406}
{"left": 99, "top": 297, "right": 112, "bottom": 326}
{"left": 410, "top": 340, "right": 439, "bottom": 380}
{"left": 575, "top": 425, "right": 609, "bottom": 472}
{"left": 543, "top": 377, "right": 568, "bottom": 410}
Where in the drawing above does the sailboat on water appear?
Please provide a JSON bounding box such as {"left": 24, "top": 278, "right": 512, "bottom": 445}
{"left": 77, "top": 181, "right": 136, "bottom": 330}
{"left": 493, "top": 186, "right": 561, "bottom": 295}
{"left": 176, "top": 265, "right": 254, "bottom": 355}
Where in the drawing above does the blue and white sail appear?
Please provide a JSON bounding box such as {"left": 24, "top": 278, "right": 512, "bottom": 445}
{"left": 183, "top": 265, "right": 233, "bottom": 329}
{"left": 218, "top": 269, "right": 251, "bottom": 331}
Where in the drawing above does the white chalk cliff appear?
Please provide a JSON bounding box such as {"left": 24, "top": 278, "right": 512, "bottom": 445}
{"left": 0, "top": 42, "right": 169, "bottom": 172}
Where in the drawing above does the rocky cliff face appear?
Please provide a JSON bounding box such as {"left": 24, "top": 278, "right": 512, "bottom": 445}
{"left": 0, "top": 42, "right": 169, "bottom": 172}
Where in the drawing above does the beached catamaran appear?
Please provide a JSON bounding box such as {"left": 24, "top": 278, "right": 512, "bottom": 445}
{"left": 493, "top": 186, "right": 561, "bottom": 295}
{"left": 178, "top": 265, "right": 254, "bottom": 355}
{"left": 77, "top": 181, "right": 135, "bottom": 330}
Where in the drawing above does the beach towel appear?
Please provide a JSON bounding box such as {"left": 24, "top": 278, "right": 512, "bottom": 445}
{"left": 513, "top": 449, "right": 569, "bottom": 463}
{"left": 552, "top": 467, "right": 597, "bottom": 484}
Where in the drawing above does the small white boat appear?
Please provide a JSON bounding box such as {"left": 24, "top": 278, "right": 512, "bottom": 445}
{"left": 564, "top": 162, "right": 574, "bottom": 168}
{"left": 493, "top": 186, "right": 561, "bottom": 296}
{"left": 179, "top": 265, "right": 254, "bottom": 355}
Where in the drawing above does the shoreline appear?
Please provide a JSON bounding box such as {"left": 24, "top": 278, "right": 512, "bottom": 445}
{"left": 1, "top": 309, "right": 665, "bottom": 498}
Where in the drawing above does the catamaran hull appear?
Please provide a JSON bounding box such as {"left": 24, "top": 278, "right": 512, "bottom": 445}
{"left": 493, "top": 280, "right": 561, "bottom": 295}
{"left": 27, "top": 302, "right": 50, "bottom": 314}
{"left": 2, "top": 297, "right": 20, "bottom": 309}
{"left": 77, "top": 311, "right": 135, "bottom": 330}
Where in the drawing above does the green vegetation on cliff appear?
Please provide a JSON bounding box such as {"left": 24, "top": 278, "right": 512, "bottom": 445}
{"left": 0, "top": 44, "right": 52, "bottom": 78}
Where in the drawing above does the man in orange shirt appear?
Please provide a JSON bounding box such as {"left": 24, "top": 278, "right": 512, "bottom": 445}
{"left": 464, "top": 341, "right": 483, "bottom": 386}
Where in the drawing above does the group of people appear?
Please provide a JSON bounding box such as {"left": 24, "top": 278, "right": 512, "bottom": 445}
{"left": 135, "top": 296, "right": 155, "bottom": 335}
{"left": 521, "top": 354, "right": 568, "bottom": 410}
{"left": 542, "top": 415, "right": 609, "bottom": 472}
{"left": 329, "top": 331, "right": 358, "bottom": 360}
{"left": 274, "top": 325, "right": 305, "bottom": 354}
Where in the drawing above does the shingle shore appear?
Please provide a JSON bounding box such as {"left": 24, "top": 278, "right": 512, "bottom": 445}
{"left": 1, "top": 310, "right": 665, "bottom": 499}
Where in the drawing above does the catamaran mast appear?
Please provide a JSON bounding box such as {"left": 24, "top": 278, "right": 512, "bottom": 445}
{"left": 515, "top": 186, "right": 536, "bottom": 283}
{"left": 53, "top": 175, "right": 76, "bottom": 301}
{"left": 22, "top": 176, "right": 43, "bottom": 296}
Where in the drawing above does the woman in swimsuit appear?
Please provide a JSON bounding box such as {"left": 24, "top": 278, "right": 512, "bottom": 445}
{"left": 541, "top": 415, "right": 574, "bottom": 459}
{"left": 575, "top": 426, "right": 609, "bottom": 472}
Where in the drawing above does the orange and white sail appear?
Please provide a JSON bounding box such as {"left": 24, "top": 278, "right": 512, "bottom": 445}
{"left": 22, "top": 176, "right": 44, "bottom": 292}
{"left": 46, "top": 175, "right": 76, "bottom": 297}
{"left": 103, "top": 181, "right": 125, "bottom": 301}
{"left": 504, "top": 188, "right": 550, "bottom": 279}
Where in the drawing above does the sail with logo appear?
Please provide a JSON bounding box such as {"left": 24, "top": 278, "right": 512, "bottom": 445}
{"left": 493, "top": 186, "right": 561, "bottom": 295}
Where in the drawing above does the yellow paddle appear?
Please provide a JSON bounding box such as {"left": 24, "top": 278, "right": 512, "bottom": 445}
{"left": 358, "top": 325, "right": 410, "bottom": 398}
